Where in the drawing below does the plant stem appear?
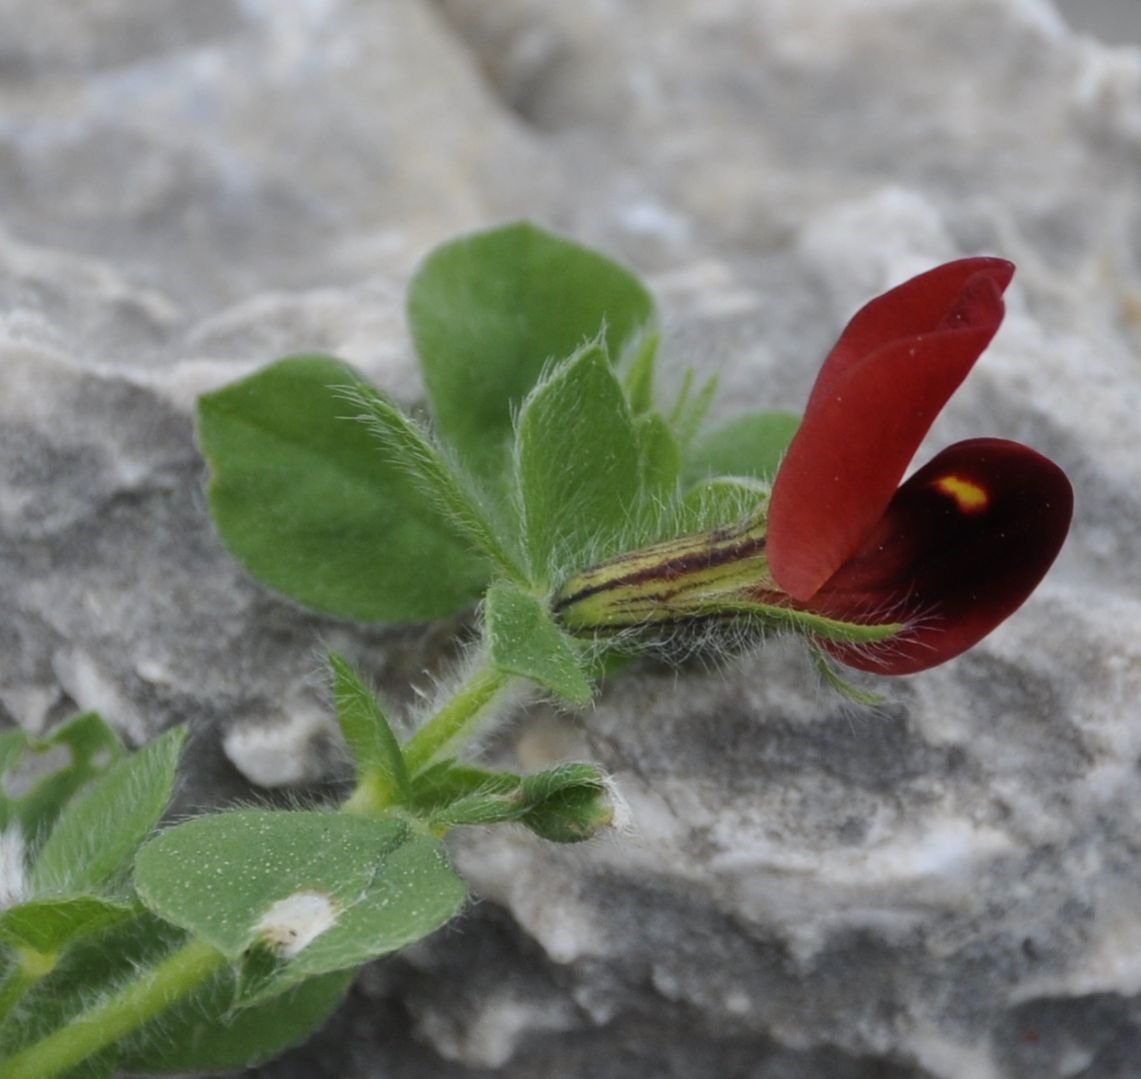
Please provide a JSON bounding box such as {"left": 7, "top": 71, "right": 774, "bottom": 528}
{"left": 0, "top": 937, "right": 227, "bottom": 1079}
{"left": 402, "top": 659, "right": 515, "bottom": 775}
{"left": 341, "top": 766, "right": 399, "bottom": 815}
{"left": 0, "top": 947, "right": 54, "bottom": 1027}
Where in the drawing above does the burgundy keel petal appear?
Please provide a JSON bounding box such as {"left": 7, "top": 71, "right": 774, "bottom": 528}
{"left": 815, "top": 439, "right": 1073, "bottom": 674}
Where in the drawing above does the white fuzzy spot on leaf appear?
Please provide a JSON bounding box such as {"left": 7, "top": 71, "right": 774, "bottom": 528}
{"left": 254, "top": 889, "right": 339, "bottom": 958}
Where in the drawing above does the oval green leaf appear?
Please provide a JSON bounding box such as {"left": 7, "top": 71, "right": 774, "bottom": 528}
{"left": 0, "top": 713, "right": 125, "bottom": 839}
{"left": 485, "top": 581, "right": 592, "bottom": 706}
{"left": 409, "top": 222, "right": 655, "bottom": 488}
{"left": 134, "top": 810, "right": 466, "bottom": 996}
{"left": 684, "top": 410, "right": 801, "bottom": 484}
{"left": 116, "top": 967, "right": 354, "bottom": 1074}
{"left": 0, "top": 896, "right": 134, "bottom": 953}
{"left": 31, "top": 725, "right": 186, "bottom": 896}
{"left": 328, "top": 651, "right": 409, "bottom": 803}
{"left": 197, "top": 355, "right": 491, "bottom": 623}
{"left": 516, "top": 344, "right": 643, "bottom": 581}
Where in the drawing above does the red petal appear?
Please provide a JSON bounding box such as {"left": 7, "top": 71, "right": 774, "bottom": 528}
{"left": 768, "top": 259, "right": 1014, "bottom": 601}
{"left": 814, "top": 439, "right": 1073, "bottom": 674}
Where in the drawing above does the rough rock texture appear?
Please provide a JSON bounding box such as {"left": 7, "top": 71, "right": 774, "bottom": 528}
{"left": 2, "top": 2, "right": 1140, "bottom": 1077}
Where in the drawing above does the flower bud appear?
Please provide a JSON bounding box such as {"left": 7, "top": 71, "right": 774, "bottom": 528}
{"left": 520, "top": 764, "right": 625, "bottom": 844}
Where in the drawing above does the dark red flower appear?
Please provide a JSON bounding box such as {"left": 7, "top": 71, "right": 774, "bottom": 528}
{"left": 765, "top": 258, "right": 1072, "bottom": 673}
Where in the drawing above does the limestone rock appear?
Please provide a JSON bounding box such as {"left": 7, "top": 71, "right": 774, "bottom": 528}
{"left": 2, "top": 2, "right": 1140, "bottom": 1077}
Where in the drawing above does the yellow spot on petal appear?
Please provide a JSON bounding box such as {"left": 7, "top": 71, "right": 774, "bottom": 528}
{"left": 934, "top": 474, "right": 988, "bottom": 513}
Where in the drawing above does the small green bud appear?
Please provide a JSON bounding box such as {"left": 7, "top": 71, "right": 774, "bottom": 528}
{"left": 416, "top": 762, "right": 626, "bottom": 842}
{"left": 520, "top": 766, "right": 627, "bottom": 844}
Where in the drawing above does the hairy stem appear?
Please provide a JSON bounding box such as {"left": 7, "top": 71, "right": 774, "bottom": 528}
{"left": 402, "top": 659, "right": 515, "bottom": 775}
{"left": 341, "top": 766, "right": 400, "bottom": 815}
{"left": 0, "top": 937, "right": 227, "bottom": 1079}
{"left": 0, "top": 947, "right": 54, "bottom": 1028}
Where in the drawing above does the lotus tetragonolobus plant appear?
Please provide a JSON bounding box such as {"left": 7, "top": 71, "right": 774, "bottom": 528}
{"left": 554, "top": 258, "right": 1073, "bottom": 675}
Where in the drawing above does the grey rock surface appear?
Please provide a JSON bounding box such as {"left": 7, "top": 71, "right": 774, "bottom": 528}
{"left": 2, "top": 1, "right": 1140, "bottom": 1077}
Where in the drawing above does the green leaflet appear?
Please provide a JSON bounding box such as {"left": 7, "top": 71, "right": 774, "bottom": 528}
{"left": 515, "top": 343, "right": 643, "bottom": 582}
{"left": 675, "top": 476, "right": 770, "bottom": 533}
{"left": 31, "top": 725, "right": 185, "bottom": 896}
{"left": 685, "top": 409, "right": 801, "bottom": 483}
{"left": 328, "top": 651, "right": 409, "bottom": 805}
{"left": 116, "top": 967, "right": 354, "bottom": 1074}
{"left": 343, "top": 376, "right": 525, "bottom": 582}
{"left": 622, "top": 330, "right": 661, "bottom": 416}
{"left": 134, "top": 810, "right": 466, "bottom": 1001}
{"left": 0, "top": 713, "right": 125, "bottom": 840}
{"left": 408, "top": 221, "right": 655, "bottom": 489}
{"left": 636, "top": 411, "right": 682, "bottom": 511}
{"left": 197, "top": 355, "right": 491, "bottom": 622}
{"left": 485, "top": 581, "right": 592, "bottom": 706}
{"left": 668, "top": 367, "right": 719, "bottom": 450}
{"left": 0, "top": 897, "right": 134, "bottom": 954}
